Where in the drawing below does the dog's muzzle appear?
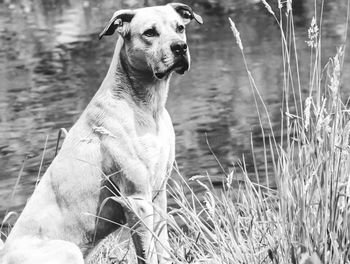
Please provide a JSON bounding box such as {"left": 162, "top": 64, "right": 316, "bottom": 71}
{"left": 155, "top": 41, "right": 190, "bottom": 79}
{"left": 171, "top": 40, "right": 189, "bottom": 74}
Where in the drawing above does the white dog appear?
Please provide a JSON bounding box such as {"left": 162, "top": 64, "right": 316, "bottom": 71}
{"left": 0, "top": 3, "right": 202, "bottom": 264}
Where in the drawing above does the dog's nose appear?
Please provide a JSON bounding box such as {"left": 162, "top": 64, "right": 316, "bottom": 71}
{"left": 170, "top": 41, "right": 187, "bottom": 56}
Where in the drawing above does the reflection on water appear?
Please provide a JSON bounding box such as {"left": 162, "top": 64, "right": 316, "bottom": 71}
{"left": 0, "top": 0, "right": 349, "bottom": 221}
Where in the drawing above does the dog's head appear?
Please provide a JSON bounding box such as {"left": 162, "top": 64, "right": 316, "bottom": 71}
{"left": 99, "top": 3, "right": 203, "bottom": 80}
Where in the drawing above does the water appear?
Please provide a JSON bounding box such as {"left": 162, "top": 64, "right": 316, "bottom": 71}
{"left": 0, "top": 0, "right": 349, "bottom": 221}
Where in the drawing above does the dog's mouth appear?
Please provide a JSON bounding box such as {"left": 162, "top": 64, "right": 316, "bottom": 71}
{"left": 154, "top": 57, "right": 189, "bottom": 80}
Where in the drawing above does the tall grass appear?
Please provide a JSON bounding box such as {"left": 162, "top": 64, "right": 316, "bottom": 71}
{"left": 165, "top": 1, "right": 350, "bottom": 264}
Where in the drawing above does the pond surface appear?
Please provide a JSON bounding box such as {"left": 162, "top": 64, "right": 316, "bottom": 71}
{"left": 0, "top": 0, "right": 349, "bottom": 221}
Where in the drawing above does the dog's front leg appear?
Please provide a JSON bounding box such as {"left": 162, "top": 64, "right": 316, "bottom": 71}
{"left": 124, "top": 195, "right": 158, "bottom": 264}
{"left": 113, "top": 192, "right": 158, "bottom": 264}
{"left": 101, "top": 136, "right": 159, "bottom": 263}
{"left": 153, "top": 189, "right": 172, "bottom": 264}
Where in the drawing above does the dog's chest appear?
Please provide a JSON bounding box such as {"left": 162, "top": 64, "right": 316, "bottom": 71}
{"left": 101, "top": 109, "right": 175, "bottom": 191}
{"left": 135, "top": 117, "right": 174, "bottom": 187}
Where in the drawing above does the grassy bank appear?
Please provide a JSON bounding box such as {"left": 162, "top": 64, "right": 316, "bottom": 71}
{"left": 164, "top": 1, "right": 350, "bottom": 264}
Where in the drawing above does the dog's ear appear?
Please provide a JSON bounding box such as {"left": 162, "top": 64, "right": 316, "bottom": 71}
{"left": 99, "top": 10, "right": 135, "bottom": 39}
{"left": 168, "top": 3, "right": 203, "bottom": 25}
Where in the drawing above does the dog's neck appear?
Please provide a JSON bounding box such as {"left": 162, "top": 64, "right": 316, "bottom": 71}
{"left": 101, "top": 37, "right": 170, "bottom": 122}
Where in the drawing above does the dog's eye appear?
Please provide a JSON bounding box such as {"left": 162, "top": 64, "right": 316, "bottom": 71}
{"left": 143, "top": 28, "right": 159, "bottom": 37}
{"left": 177, "top": 25, "right": 185, "bottom": 33}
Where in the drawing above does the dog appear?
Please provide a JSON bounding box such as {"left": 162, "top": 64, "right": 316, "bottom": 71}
{"left": 0, "top": 3, "right": 202, "bottom": 264}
